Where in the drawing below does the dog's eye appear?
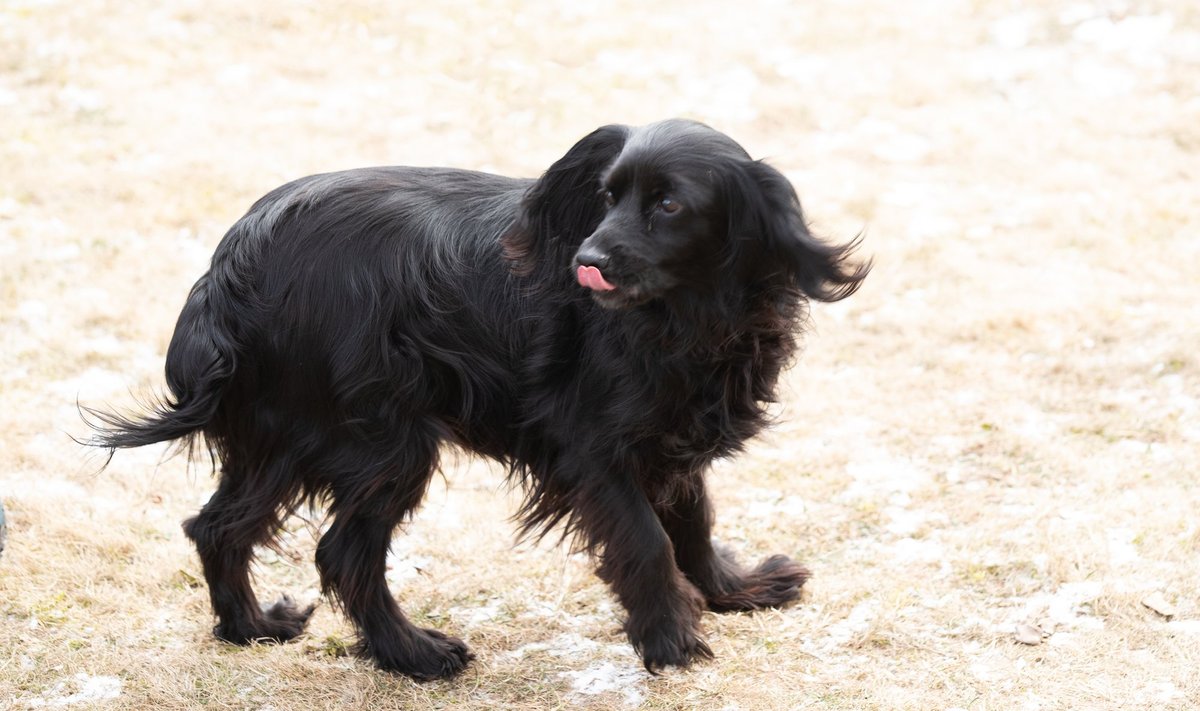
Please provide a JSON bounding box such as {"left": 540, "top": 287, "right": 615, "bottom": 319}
{"left": 657, "top": 197, "right": 681, "bottom": 214}
{"left": 603, "top": 190, "right": 616, "bottom": 207}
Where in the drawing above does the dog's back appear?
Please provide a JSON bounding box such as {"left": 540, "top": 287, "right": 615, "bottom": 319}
{"left": 95, "top": 167, "right": 533, "bottom": 456}
{"left": 217, "top": 167, "right": 532, "bottom": 428}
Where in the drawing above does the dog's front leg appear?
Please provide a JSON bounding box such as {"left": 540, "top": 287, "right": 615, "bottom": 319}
{"left": 574, "top": 474, "right": 713, "bottom": 672}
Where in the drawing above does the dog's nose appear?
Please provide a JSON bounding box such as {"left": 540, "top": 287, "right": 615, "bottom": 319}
{"left": 574, "top": 244, "right": 610, "bottom": 269}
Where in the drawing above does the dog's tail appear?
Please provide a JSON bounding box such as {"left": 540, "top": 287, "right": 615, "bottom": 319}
{"left": 83, "top": 274, "right": 237, "bottom": 457}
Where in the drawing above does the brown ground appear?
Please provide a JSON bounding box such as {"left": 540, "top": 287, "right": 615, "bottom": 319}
{"left": 2, "top": 1, "right": 1198, "bottom": 709}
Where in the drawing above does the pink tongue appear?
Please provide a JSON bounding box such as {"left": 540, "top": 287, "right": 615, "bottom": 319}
{"left": 576, "top": 265, "right": 616, "bottom": 291}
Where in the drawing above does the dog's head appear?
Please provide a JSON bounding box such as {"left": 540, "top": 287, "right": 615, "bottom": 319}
{"left": 506, "top": 119, "right": 868, "bottom": 310}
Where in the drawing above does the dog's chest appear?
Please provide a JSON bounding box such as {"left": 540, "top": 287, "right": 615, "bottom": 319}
{"left": 651, "top": 356, "right": 770, "bottom": 462}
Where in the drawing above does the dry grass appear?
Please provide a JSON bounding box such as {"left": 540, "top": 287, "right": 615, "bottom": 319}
{"left": 2, "top": 0, "right": 1199, "bottom": 708}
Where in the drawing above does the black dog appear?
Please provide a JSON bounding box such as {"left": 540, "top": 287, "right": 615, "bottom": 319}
{"left": 89, "top": 119, "right": 867, "bottom": 679}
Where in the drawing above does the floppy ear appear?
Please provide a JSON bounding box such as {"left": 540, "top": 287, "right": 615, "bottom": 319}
{"left": 725, "top": 160, "right": 870, "bottom": 301}
{"left": 502, "top": 124, "right": 629, "bottom": 276}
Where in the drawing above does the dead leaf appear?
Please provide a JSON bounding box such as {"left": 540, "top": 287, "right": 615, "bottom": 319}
{"left": 176, "top": 569, "right": 202, "bottom": 588}
{"left": 1014, "top": 623, "right": 1043, "bottom": 645}
{"left": 1142, "top": 592, "right": 1176, "bottom": 618}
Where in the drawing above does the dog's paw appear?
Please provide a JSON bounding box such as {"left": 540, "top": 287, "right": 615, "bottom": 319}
{"left": 368, "top": 627, "right": 474, "bottom": 681}
{"left": 637, "top": 622, "right": 714, "bottom": 674}
{"left": 707, "top": 554, "right": 809, "bottom": 613}
{"left": 259, "top": 595, "right": 317, "bottom": 640}
{"left": 624, "top": 578, "right": 714, "bottom": 673}
{"left": 212, "top": 595, "right": 316, "bottom": 645}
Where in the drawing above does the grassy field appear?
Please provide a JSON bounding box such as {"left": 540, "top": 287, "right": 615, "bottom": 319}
{"left": 2, "top": 0, "right": 1198, "bottom": 708}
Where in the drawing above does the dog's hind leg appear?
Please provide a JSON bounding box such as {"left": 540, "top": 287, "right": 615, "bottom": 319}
{"left": 314, "top": 425, "right": 473, "bottom": 681}
{"left": 656, "top": 477, "right": 809, "bottom": 613}
{"left": 183, "top": 460, "right": 315, "bottom": 644}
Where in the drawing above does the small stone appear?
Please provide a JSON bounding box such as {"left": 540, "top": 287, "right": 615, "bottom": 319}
{"left": 1142, "top": 592, "right": 1177, "bottom": 618}
{"left": 1014, "top": 623, "right": 1043, "bottom": 645}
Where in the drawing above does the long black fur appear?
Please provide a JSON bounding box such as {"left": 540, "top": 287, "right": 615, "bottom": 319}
{"left": 86, "top": 119, "right": 868, "bottom": 679}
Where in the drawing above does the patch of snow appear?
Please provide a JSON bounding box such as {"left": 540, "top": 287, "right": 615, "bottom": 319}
{"left": 1143, "top": 680, "right": 1184, "bottom": 704}
{"left": 1072, "top": 15, "right": 1174, "bottom": 55}
{"left": 448, "top": 597, "right": 505, "bottom": 626}
{"left": 772, "top": 54, "right": 828, "bottom": 82}
{"left": 560, "top": 661, "right": 648, "bottom": 708}
{"left": 873, "top": 132, "right": 932, "bottom": 163}
{"left": 883, "top": 506, "right": 925, "bottom": 537}
{"left": 821, "top": 600, "right": 878, "bottom": 649}
{"left": 905, "top": 213, "right": 959, "bottom": 241}
{"left": 991, "top": 12, "right": 1038, "bottom": 49}
{"left": 79, "top": 334, "right": 124, "bottom": 356}
{"left": 510, "top": 631, "right": 647, "bottom": 705}
{"left": 1112, "top": 439, "right": 1174, "bottom": 464}
{"left": 16, "top": 300, "right": 50, "bottom": 327}
{"left": 1056, "top": 507, "right": 1096, "bottom": 523}
{"left": 1166, "top": 620, "right": 1200, "bottom": 636}
{"left": 1058, "top": 4, "right": 1099, "bottom": 26}
{"left": 676, "top": 66, "right": 760, "bottom": 124}
{"left": 889, "top": 536, "right": 946, "bottom": 565}
{"left": 36, "top": 243, "right": 81, "bottom": 262}
{"left": 854, "top": 118, "right": 932, "bottom": 163}
{"left": 0, "top": 477, "right": 89, "bottom": 503}
{"left": 1010, "top": 405, "right": 1060, "bottom": 443}
{"left": 384, "top": 549, "right": 433, "bottom": 585}
{"left": 840, "top": 452, "right": 929, "bottom": 503}
{"left": 24, "top": 674, "right": 122, "bottom": 708}
{"left": 739, "top": 488, "right": 808, "bottom": 519}
{"left": 968, "top": 654, "right": 1004, "bottom": 682}
{"left": 47, "top": 367, "right": 129, "bottom": 399}
{"left": 56, "top": 85, "right": 105, "bottom": 113}
{"left": 516, "top": 599, "right": 564, "bottom": 622}
{"left": 1046, "top": 632, "right": 1081, "bottom": 647}
{"left": 1009, "top": 582, "right": 1105, "bottom": 635}
{"left": 217, "top": 64, "right": 254, "bottom": 86}
{"left": 1105, "top": 527, "right": 1140, "bottom": 566}
{"left": 509, "top": 632, "right": 602, "bottom": 659}
{"left": 1070, "top": 58, "right": 1138, "bottom": 97}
